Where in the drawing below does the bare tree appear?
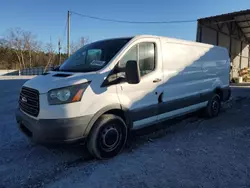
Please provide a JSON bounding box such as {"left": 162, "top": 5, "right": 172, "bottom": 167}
{"left": 70, "top": 36, "right": 89, "bottom": 54}
{"left": 23, "top": 31, "right": 41, "bottom": 68}
{"left": 5, "top": 28, "right": 40, "bottom": 69}
{"left": 6, "top": 28, "right": 25, "bottom": 69}
{"left": 44, "top": 39, "right": 55, "bottom": 72}
{"left": 1, "top": 27, "right": 83, "bottom": 69}
{"left": 0, "top": 39, "right": 9, "bottom": 69}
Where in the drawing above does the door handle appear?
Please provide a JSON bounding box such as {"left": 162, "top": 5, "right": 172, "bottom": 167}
{"left": 153, "top": 78, "right": 162, "bottom": 83}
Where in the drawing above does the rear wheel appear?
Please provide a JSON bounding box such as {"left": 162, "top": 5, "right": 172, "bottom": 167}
{"left": 87, "top": 114, "right": 128, "bottom": 159}
{"left": 204, "top": 94, "right": 221, "bottom": 118}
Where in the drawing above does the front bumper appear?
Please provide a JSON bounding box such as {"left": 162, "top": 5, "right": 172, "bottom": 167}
{"left": 15, "top": 108, "right": 92, "bottom": 144}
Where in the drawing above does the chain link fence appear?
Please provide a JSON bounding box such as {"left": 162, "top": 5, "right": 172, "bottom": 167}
{"left": 3, "top": 66, "right": 55, "bottom": 76}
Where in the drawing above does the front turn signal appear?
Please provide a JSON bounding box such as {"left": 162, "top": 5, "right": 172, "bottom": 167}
{"left": 72, "top": 89, "right": 84, "bottom": 102}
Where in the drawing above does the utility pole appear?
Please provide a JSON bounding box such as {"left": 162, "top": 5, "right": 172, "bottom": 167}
{"left": 67, "top": 11, "right": 71, "bottom": 57}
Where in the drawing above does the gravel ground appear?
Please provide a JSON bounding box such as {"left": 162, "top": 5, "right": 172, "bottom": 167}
{"left": 0, "top": 77, "right": 250, "bottom": 188}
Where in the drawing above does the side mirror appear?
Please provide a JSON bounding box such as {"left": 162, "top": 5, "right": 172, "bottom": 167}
{"left": 125, "top": 60, "right": 140, "bottom": 84}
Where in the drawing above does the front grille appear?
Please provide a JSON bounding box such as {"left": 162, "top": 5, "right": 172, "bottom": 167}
{"left": 19, "top": 87, "right": 40, "bottom": 117}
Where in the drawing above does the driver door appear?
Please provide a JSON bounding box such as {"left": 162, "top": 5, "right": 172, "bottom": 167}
{"left": 116, "top": 38, "right": 163, "bottom": 129}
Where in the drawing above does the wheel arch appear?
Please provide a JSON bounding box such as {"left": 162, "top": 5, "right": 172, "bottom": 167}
{"left": 211, "top": 79, "right": 229, "bottom": 101}
{"left": 214, "top": 87, "right": 223, "bottom": 99}
{"left": 84, "top": 104, "right": 132, "bottom": 137}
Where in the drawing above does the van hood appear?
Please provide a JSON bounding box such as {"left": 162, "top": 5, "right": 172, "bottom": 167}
{"left": 23, "top": 71, "right": 97, "bottom": 94}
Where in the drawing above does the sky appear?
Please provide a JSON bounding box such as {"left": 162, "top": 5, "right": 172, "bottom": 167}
{"left": 0, "top": 0, "right": 249, "bottom": 51}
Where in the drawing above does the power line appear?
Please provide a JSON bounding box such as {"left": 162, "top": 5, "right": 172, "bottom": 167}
{"left": 70, "top": 11, "right": 238, "bottom": 25}
{"left": 70, "top": 11, "right": 197, "bottom": 24}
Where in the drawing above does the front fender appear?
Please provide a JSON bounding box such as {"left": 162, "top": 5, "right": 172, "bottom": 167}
{"left": 83, "top": 104, "right": 122, "bottom": 136}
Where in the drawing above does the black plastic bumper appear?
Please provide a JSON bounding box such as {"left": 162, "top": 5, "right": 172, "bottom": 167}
{"left": 15, "top": 108, "right": 92, "bottom": 144}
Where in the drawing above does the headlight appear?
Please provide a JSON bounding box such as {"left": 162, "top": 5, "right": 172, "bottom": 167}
{"left": 48, "top": 82, "right": 89, "bottom": 105}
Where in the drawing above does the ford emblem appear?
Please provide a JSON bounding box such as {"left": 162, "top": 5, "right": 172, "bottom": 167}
{"left": 22, "top": 97, "right": 27, "bottom": 103}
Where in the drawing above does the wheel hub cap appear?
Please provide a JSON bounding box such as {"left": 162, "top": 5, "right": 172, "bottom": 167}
{"left": 212, "top": 101, "right": 218, "bottom": 112}
{"left": 101, "top": 126, "right": 119, "bottom": 149}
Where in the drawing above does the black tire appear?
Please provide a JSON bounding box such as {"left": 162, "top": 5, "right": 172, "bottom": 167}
{"left": 87, "top": 114, "right": 128, "bottom": 159}
{"left": 204, "top": 94, "right": 221, "bottom": 118}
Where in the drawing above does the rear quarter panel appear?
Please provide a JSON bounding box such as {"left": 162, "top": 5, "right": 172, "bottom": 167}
{"left": 161, "top": 39, "right": 230, "bottom": 105}
{"left": 201, "top": 47, "right": 230, "bottom": 90}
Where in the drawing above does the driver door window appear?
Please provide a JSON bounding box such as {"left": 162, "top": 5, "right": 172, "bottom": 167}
{"left": 139, "top": 43, "right": 155, "bottom": 76}
{"left": 117, "top": 42, "right": 156, "bottom": 78}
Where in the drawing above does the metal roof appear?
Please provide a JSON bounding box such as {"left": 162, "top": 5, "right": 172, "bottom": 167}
{"left": 198, "top": 9, "right": 250, "bottom": 41}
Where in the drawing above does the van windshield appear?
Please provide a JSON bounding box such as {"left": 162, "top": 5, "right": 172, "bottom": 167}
{"left": 59, "top": 38, "right": 132, "bottom": 72}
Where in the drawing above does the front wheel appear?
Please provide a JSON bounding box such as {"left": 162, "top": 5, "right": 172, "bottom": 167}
{"left": 204, "top": 94, "right": 221, "bottom": 118}
{"left": 87, "top": 114, "right": 128, "bottom": 159}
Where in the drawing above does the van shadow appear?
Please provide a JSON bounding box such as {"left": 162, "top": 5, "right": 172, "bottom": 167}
{"left": 125, "top": 111, "right": 202, "bottom": 149}
{"left": 42, "top": 111, "right": 202, "bottom": 162}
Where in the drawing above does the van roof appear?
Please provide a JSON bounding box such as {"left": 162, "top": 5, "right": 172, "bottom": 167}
{"left": 132, "top": 35, "right": 226, "bottom": 49}
{"left": 94, "top": 35, "right": 226, "bottom": 50}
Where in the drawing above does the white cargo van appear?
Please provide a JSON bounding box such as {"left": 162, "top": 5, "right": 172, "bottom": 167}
{"left": 16, "top": 35, "right": 231, "bottom": 159}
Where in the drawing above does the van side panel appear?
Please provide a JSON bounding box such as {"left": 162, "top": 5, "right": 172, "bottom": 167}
{"left": 160, "top": 40, "right": 208, "bottom": 109}
{"left": 158, "top": 39, "right": 229, "bottom": 120}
